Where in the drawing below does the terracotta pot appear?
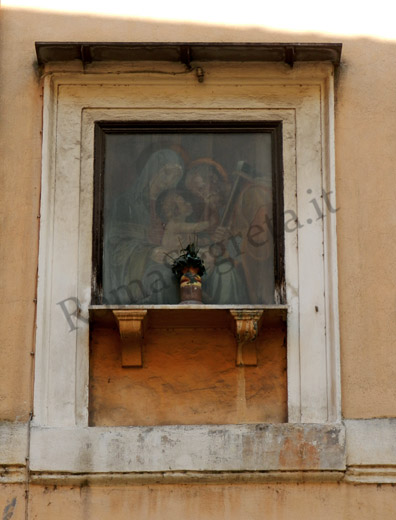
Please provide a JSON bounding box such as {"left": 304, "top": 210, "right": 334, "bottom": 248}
{"left": 179, "top": 266, "right": 202, "bottom": 304}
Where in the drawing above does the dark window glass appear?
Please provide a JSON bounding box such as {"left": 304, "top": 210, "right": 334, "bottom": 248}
{"left": 93, "top": 123, "right": 284, "bottom": 305}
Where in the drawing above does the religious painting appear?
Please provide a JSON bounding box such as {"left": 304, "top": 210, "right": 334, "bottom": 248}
{"left": 93, "top": 123, "right": 284, "bottom": 305}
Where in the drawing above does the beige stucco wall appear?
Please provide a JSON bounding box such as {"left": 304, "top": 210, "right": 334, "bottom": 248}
{"left": 18, "top": 484, "right": 395, "bottom": 520}
{"left": 1, "top": 5, "right": 396, "bottom": 518}
{"left": 1, "top": 8, "right": 396, "bottom": 422}
{"left": 0, "top": 485, "right": 25, "bottom": 520}
{"left": 0, "top": 483, "right": 390, "bottom": 519}
{"left": 2, "top": 482, "right": 396, "bottom": 520}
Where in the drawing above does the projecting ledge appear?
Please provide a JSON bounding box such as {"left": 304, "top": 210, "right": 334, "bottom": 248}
{"left": 90, "top": 304, "right": 287, "bottom": 367}
{"left": 30, "top": 423, "right": 346, "bottom": 475}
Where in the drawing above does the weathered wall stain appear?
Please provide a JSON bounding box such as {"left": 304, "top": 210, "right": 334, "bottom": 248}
{"left": 2, "top": 497, "right": 16, "bottom": 520}
{"left": 279, "top": 431, "right": 320, "bottom": 470}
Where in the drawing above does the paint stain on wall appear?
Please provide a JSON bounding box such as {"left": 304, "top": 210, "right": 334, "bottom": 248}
{"left": 2, "top": 498, "right": 16, "bottom": 520}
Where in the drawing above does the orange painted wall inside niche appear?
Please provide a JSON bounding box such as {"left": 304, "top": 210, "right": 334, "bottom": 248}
{"left": 89, "top": 318, "right": 287, "bottom": 426}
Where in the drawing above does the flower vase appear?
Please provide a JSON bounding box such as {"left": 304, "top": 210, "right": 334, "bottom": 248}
{"left": 179, "top": 266, "right": 202, "bottom": 304}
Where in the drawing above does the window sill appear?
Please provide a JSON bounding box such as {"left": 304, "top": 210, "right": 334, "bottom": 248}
{"left": 29, "top": 423, "right": 345, "bottom": 482}
{"left": 89, "top": 304, "right": 288, "bottom": 367}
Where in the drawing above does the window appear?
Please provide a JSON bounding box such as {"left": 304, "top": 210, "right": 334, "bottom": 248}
{"left": 32, "top": 45, "right": 343, "bottom": 476}
{"left": 93, "top": 122, "right": 284, "bottom": 306}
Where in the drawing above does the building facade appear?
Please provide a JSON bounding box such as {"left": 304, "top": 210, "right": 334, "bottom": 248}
{"left": 1, "top": 5, "right": 396, "bottom": 519}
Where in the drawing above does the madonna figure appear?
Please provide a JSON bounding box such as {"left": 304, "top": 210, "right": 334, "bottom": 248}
{"left": 103, "top": 148, "right": 184, "bottom": 304}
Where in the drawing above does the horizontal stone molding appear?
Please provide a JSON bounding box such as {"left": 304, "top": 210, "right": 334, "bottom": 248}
{"left": 30, "top": 424, "right": 346, "bottom": 474}
{"left": 345, "top": 466, "right": 396, "bottom": 484}
{"left": 30, "top": 470, "right": 345, "bottom": 485}
{"left": 0, "top": 466, "right": 26, "bottom": 484}
{"left": 2, "top": 419, "right": 396, "bottom": 484}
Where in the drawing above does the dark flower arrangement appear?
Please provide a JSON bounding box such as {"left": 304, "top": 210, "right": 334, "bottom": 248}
{"left": 171, "top": 242, "right": 206, "bottom": 282}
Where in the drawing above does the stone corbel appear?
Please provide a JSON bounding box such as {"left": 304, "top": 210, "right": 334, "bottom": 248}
{"left": 113, "top": 310, "right": 148, "bottom": 367}
{"left": 229, "top": 310, "right": 264, "bottom": 366}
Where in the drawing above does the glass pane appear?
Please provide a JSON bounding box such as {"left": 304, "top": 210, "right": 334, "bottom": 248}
{"left": 102, "top": 131, "right": 275, "bottom": 304}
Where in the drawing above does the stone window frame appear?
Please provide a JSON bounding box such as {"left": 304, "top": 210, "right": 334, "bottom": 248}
{"left": 31, "top": 60, "right": 343, "bottom": 479}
